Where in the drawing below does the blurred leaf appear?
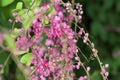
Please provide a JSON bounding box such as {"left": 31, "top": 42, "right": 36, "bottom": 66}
{"left": 22, "top": 0, "right": 32, "bottom": 8}
{"left": 4, "top": 64, "right": 9, "bottom": 76}
{"left": 105, "top": 57, "right": 120, "bottom": 75}
{"left": 100, "top": 28, "right": 107, "bottom": 41}
{"left": 87, "top": 4, "right": 100, "bottom": 18}
{"left": 18, "top": 48, "right": 29, "bottom": 55}
{"left": 41, "top": 0, "right": 49, "bottom": 3}
{"left": 23, "top": 16, "right": 35, "bottom": 31}
{"left": 16, "top": 2, "right": 23, "bottom": 10}
{"left": 16, "top": 68, "right": 25, "bottom": 80}
{"left": 0, "top": 52, "right": 9, "bottom": 64}
{"left": 20, "top": 53, "right": 33, "bottom": 66}
{"left": 90, "top": 71, "right": 101, "bottom": 80}
{"left": 0, "top": 12, "right": 6, "bottom": 26}
{"left": 10, "top": 28, "right": 20, "bottom": 38}
{"left": 91, "top": 21, "right": 107, "bottom": 41}
{"left": 0, "top": 0, "right": 15, "bottom": 7}
{"left": 5, "top": 35, "right": 16, "bottom": 50}
{"left": 14, "top": 28, "right": 19, "bottom": 33}
{"left": 41, "top": 33, "right": 47, "bottom": 45}
{"left": 108, "top": 33, "right": 117, "bottom": 45}
{"left": 98, "top": 10, "right": 106, "bottom": 22}
{"left": 31, "top": 0, "right": 42, "bottom": 9}
{"left": 46, "top": 6, "right": 55, "bottom": 15}
{"left": 107, "top": 12, "right": 118, "bottom": 26}
{"left": 18, "top": 9, "right": 33, "bottom": 19}
{"left": 42, "top": 18, "right": 49, "bottom": 25}
{"left": 103, "top": 0, "right": 113, "bottom": 9}
{"left": 116, "top": 0, "right": 120, "bottom": 12}
{"left": 12, "top": 2, "right": 23, "bottom": 12}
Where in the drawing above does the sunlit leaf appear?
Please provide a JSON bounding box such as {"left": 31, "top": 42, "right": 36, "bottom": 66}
{"left": 16, "top": 2, "right": 23, "bottom": 10}
{"left": 46, "top": 6, "right": 55, "bottom": 15}
{"left": 5, "top": 35, "right": 16, "bottom": 50}
{"left": 18, "top": 49, "right": 29, "bottom": 55}
{"left": 0, "top": 0, "right": 14, "bottom": 7}
{"left": 20, "top": 53, "right": 33, "bottom": 66}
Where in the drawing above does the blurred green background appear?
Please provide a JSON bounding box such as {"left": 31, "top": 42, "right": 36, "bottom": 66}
{"left": 0, "top": 0, "right": 120, "bottom": 80}
{"left": 80, "top": 0, "right": 120, "bottom": 80}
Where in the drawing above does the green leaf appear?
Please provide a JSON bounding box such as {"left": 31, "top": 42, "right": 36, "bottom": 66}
{"left": 14, "top": 28, "right": 19, "bottom": 33}
{"left": 90, "top": 71, "right": 101, "bottom": 80}
{"left": 91, "top": 21, "right": 107, "bottom": 41}
{"left": 116, "top": 0, "right": 120, "bottom": 12}
{"left": 5, "top": 35, "right": 16, "bottom": 50}
{"left": 18, "top": 9, "right": 33, "bottom": 19}
{"left": 87, "top": 4, "right": 100, "bottom": 18}
{"left": 41, "top": 33, "right": 47, "bottom": 45}
{"left": 0, "top": 0, "right": 14, "bottom": 7}
{"left": 103, "top": 0, "right": 113, "bottom": 9}
{"left": 5, "top": 64, "right": 9, "bottom": 76}
{"left": 108, "top": 33, "right": 117, "bottom": 45}
{"left": 10, "top": 28, "right": 19, "bottom": 38}
{"left": 46, "top": 6, "right": 55, "bottom": 15}
{"left": 41, "top": 0, "right": 49, "bottom": 3}
{"left": 98, "top": 10, "right": 106, "bottom": 22}
{"left": 23, "top": 0, "right": 32, "bottom": 8}
{"left": 18, "top": 49, "right": 29, "bottom": 55}
{"left": 20, "top": 53, "right": 33, "bottom": 66}
{"left": 42, "top": 18, "right": 49, "bottom": 25}
{"left": 31, "top": 0, "right": 42, "bottom": 9}
{"left": 12, "top": 2, "right": 23, "bottom": 12}
{"left": 0, "top": 52, "right": 9, "bottom": 64}
{"left": 23, "top": 17, "right": 35, "bottom": 31}
{"left": 16, "top": 2, "right": 23, "bottom": 10}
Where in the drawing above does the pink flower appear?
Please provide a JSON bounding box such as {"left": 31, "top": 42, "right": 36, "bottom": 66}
{"left": 50, "top": 0, "right": 61, "bottom": 3}
{"left": 15, "top": 16, "right": 22, "bottom": 22}
{"left": 76, "top": 62, "right": 81, "bottom": 69}
{"left": 87, "top": 67, "right": 90, "bottom": 72}
{"left": 8, "top": 19, "right": 13, "bottom": 23}
{"left": 65, "top": 65, "right": 74, "bottom": 71}
{"left": 105, "top": 64, "right": 109, "bottom": 68}
{"left": 78, "top": 76, "right": 87, "bottom": 80}
{"left": 83, "top": 33, "right": 89, "bottom": 43}
{"left": 16, "top": 36, "right": 32, "bottom": 51}
{"left": 12, "top": 12, "right": 18, "bottom": 17}
{"left": 45, "top": 39, "right": 54, "bottom": 46}
{"left": 0, "top": 76, "right": 2, "bottom": 80}
{"left": 78, "top": 28, "right": 84, "bottom": 37}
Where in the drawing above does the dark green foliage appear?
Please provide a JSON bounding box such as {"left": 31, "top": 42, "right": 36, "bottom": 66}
{"left": 79, "top": 0, "right": 120, "bottom": 79}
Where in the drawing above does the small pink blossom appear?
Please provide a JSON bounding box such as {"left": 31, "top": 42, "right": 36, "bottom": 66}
{"left": 78, "top": 76, "right": 87, "bottom": 80}
{"left": 83, "top": 33, "right": 89, "bottom": 43}
{"left": 0, "top": 76, "right": 2, "bottom": 80}
{"left": 12, "top": 12, "right": 18, "bottom": 17}
{"left": 8, "top": 19, "right": 13, "bottom": 23}
{"left": 78, "top": 28, "right": 84, "bottom": 37}
{"left": 87, "top": 67, "right": 90, "bottom": 72}
{"left": 105, "top": 64, "right": 109, "bottom": 68}
{"left": 15, "top": 16, "right": 22, "bottom": 22}
{"left": 45, "top": 39, "right": 54, "bottom": 46}
{"left": 76, "top": 62, "right": 81, "bottom": 69}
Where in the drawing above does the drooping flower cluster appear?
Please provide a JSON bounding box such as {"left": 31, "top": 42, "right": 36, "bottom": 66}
{"left": 15, "top": 1, "right": 81, "bottom": 79}
{"left": 12, "top": 0, "right": 109, "bottom": 80}
{"left": 101, "top": 64, "right": 109, "bottom": 80}
{"left": 29, "top": 3, "right": 79, "bottom": 79}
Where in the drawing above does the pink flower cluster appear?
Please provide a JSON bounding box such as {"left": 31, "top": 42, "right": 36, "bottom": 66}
{"left": 101, "top": 64, "right": 109, "bottom": 80}
{"left": 15, "top": 1, "right": 84, "bottom": 79}
{"left": 13, "top": 0, "right": 109, "bottom": 80}
{"left": 29, "top": 3, "right": 79, "bottom": 79}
